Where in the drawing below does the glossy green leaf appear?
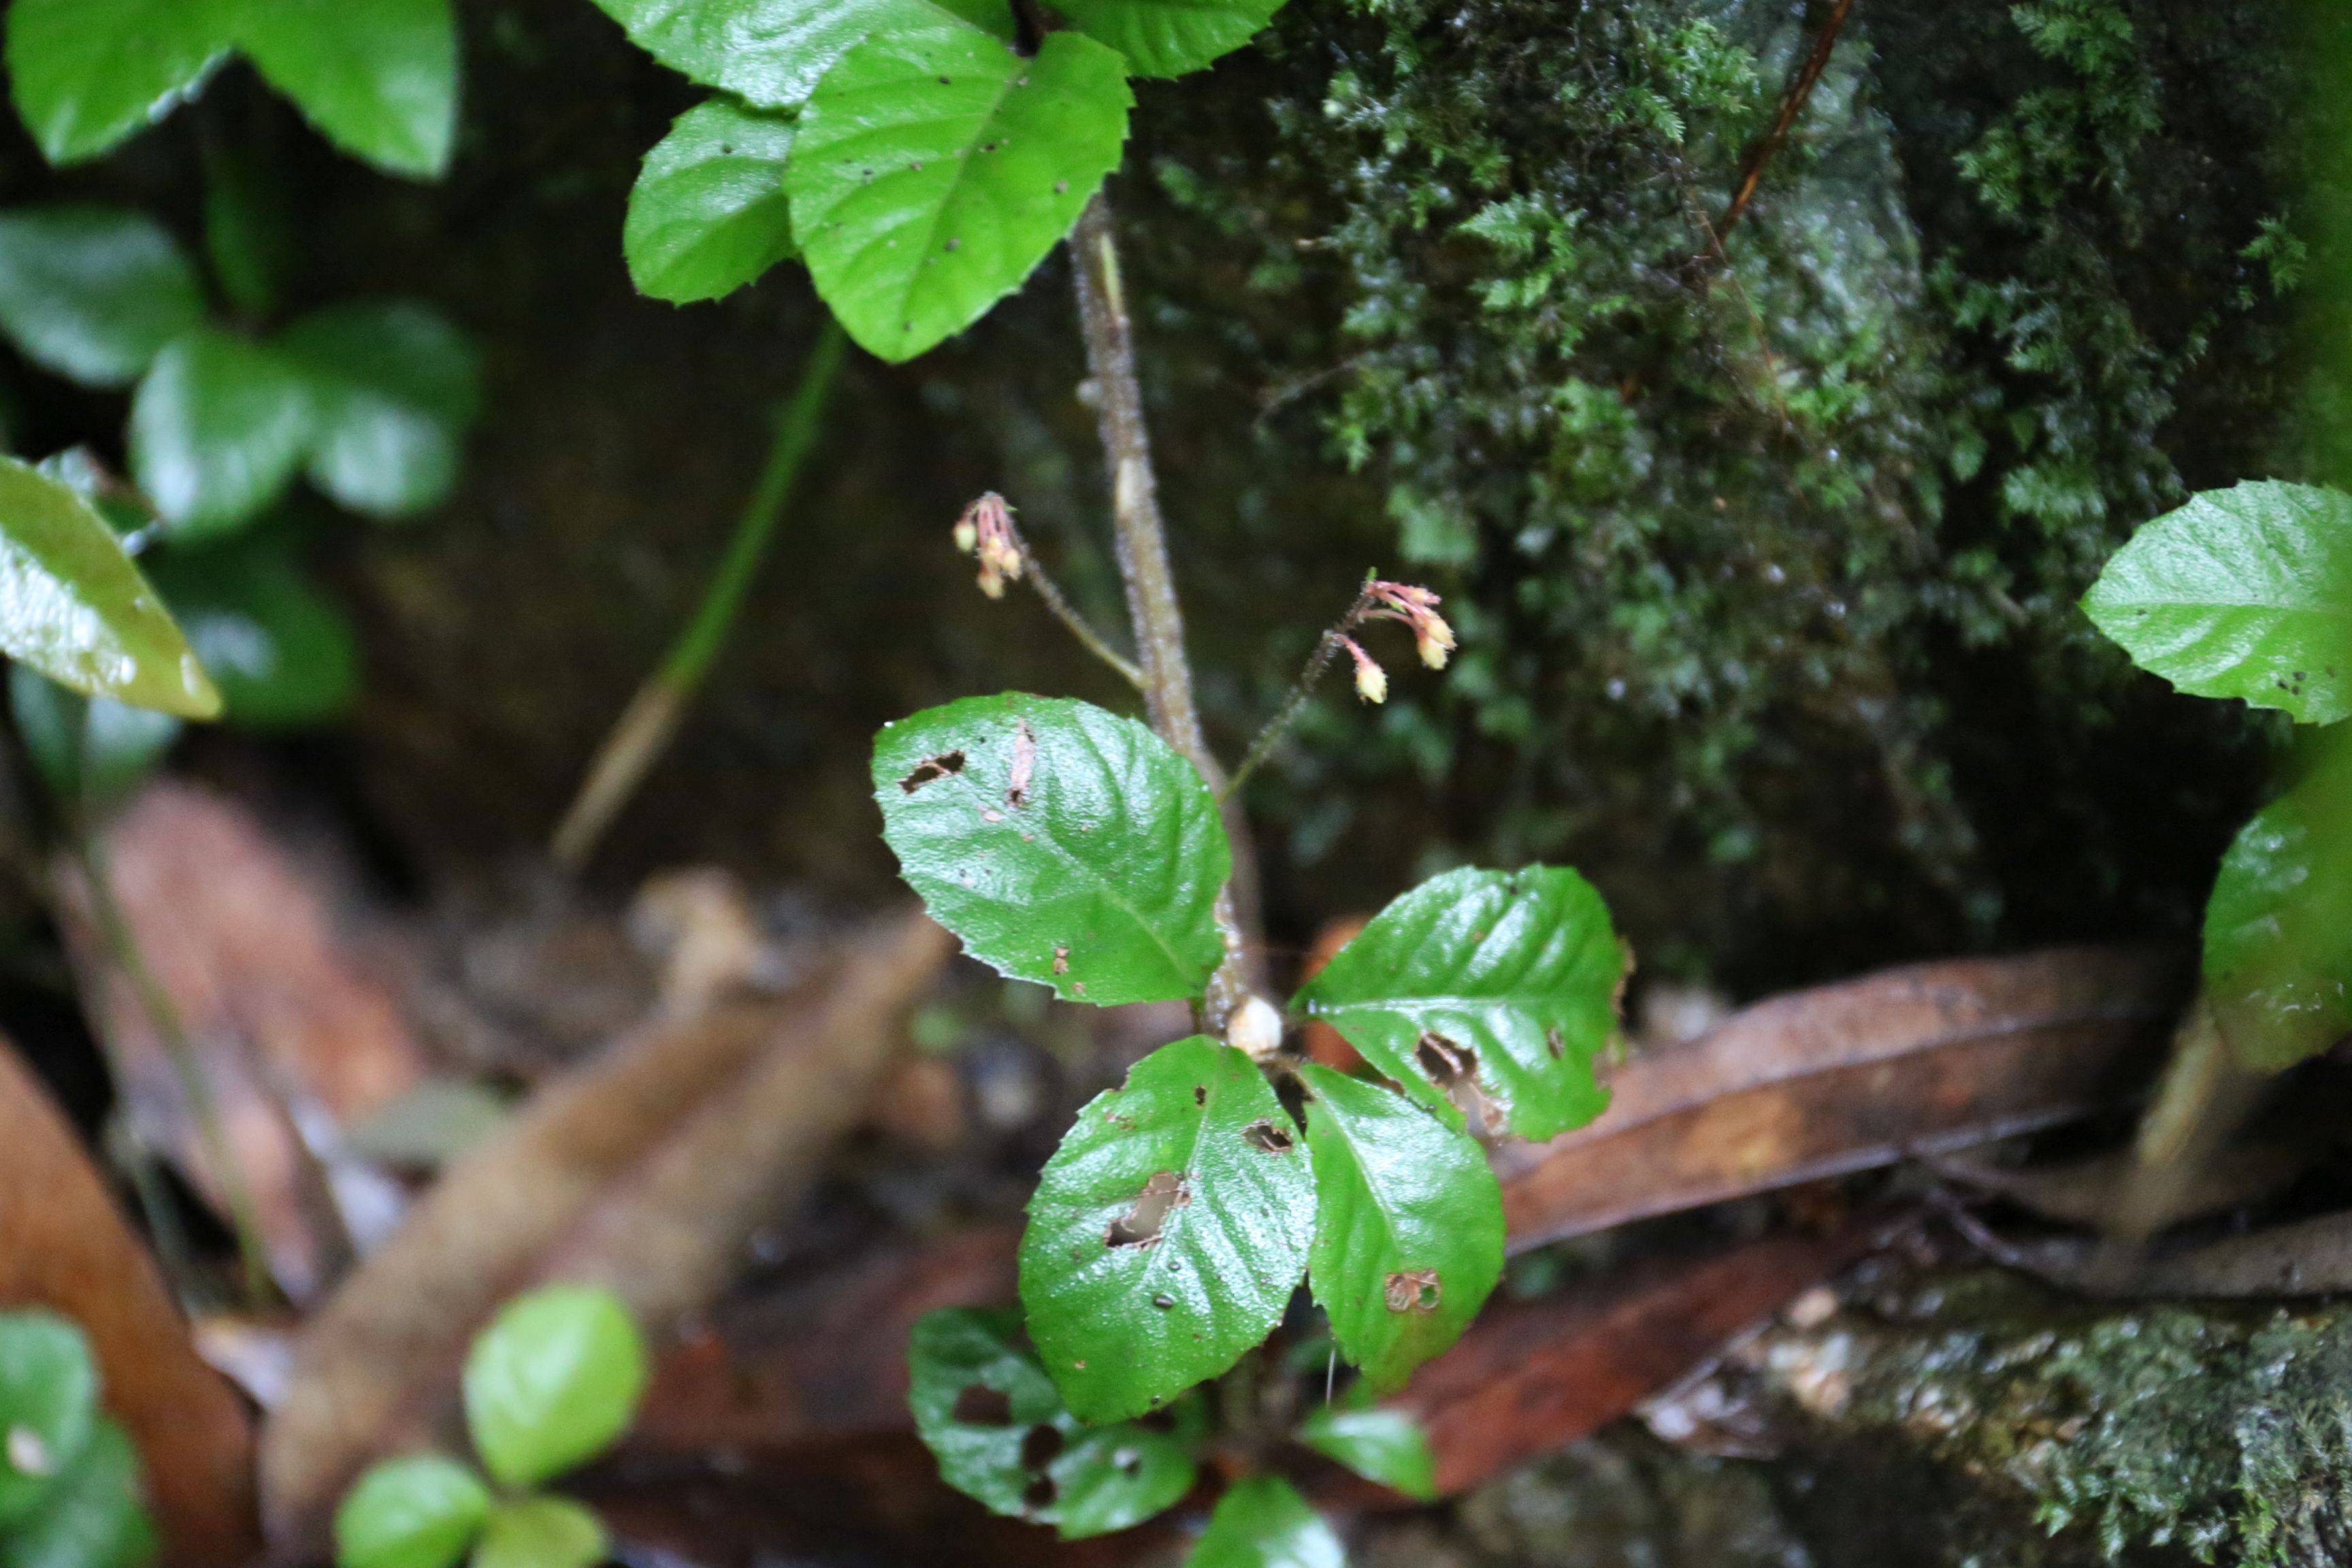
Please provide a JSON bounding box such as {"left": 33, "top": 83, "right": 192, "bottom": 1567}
{"left": 1, "top": 1420, "right": 154, "bottom": 1568}
{"left": 0, "top": 458, "right": 220, "bottom": 718}
{"left": 0, "top": 209, "right": 206, "bottom": 389}
{"left": 0, "top": 1313, "right": 97, "bottom": 1530}
{"left": 587, "top": 0, "right": 942, "bottom": 111}
{"left": 332, "top": 1455, "right": 490, "bottom": 1568}
{"left": 1183, "top": 1475, "right": 1342, "bottom": 1568}
{"left": 130, "top": 330, "right": 314, "bottom": 536}
{"left": 1294, "top": 1407, "right": 1435, "bottom": 1502}
{"left": 230, "top": 0, "right": 459, "bottom": 178}
{"left": 1051, "top": 0, "right": 1283, "bottom": 78}
{"left": 278, "top": 302, "right": 480, "bottom": 519}
{"left": 2203, "top": 757, "right": 2352, "bottom": 1073}
{"left": 1294, "top": 866, "right": 1624, "bottom": 1142}
{"left": 873, "top": 694, "right": 1229, "bottom": 1007}
{"left": 2082, "top": 480, "right": 2352, "bottom": 725}
{"left": 4, "top": 0, "right": 231, "bottom": 165}
{"left": 625, "top": 99, "right": 800, "bottom": 304}
{"left": 906, "top": 1307, "right": 1201, "bottom": 1539}
{"left": 461, "top": 1286, "right": 647, "bottom": 1490}
{"left": 9, "top": 668, "right": 180, "bottom": 815}
{"left": 1019, "top": 1035, "right": 1314, "bottom": 1424}
{"left": 145, "top": 540, "right": 361, "bottom": 728}
{"left": 1296, "top": 1064, "right": 1501, "bottom": 1392}
{"left": 468, "top": 1497, "right": 605, "bottom": 1568}
{"left": 790, "top": 23, "right": 1131, "bottom": 361}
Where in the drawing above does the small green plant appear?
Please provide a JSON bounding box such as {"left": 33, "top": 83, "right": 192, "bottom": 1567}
{"left": 2082, "top": 478, "right": 2352, "bottom": 1072}
{"left": 333, "top": 1286, "right": 649, "bottom": 1568}
{"left": 0, "top": 1310, "right": 157, "bottom": 1568}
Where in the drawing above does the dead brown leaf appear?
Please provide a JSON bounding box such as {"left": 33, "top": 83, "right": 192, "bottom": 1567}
{"left": 1497, "top": 947, "right": 2182, "bottom": 1250}
{"left": 258, "top": 908, "right": 951, "bottom": 1555}
{"left": 54, "top": 783, "right": 429, "bottom": 1300}
{"left": 0, "top": 1039, "right": 257, "bottom": 1567}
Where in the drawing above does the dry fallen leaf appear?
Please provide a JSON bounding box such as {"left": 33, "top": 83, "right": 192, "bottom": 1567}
{"left": 259, "top": 908, "right": 951, "bottom": 1555}
{"left": 1497, "top": 946, "right": 2182, "bottom": 1250}
{"left": 0, "top": 1039, "right": 257, "bottom": 1567}
{"left": 54, "top": 782, "right": 429, "bottom": 1299}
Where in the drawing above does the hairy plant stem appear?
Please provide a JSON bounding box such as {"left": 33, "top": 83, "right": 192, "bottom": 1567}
{"left": 995, "top": 514, "right": 1145, "bottom": 691}
{"left": 553, "top": 320, "right": 847, "bottom": 869}
{"left": 1069, "top": 197, "right": 1259, "bottom": 1024}
{"left": 1223, "top": 585, "right": 1381, "bottom": 800}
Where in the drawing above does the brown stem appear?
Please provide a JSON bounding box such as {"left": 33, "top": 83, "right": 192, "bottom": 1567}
{"left": 1714, "top": 0, "right": 1857, "bottom": 241}
{"left": 1068, "top": 195, "right": 1258, "bottom": 1023}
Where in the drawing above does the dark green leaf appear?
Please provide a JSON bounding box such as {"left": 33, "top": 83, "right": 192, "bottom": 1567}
{"left": 1183, "top": 1475, "right": 1342, "bottom": 1568}
{"left": 1296, "top": 1064, "right": 1501, "bottom": 1392}
{"left": 461, "top": 1286, "right": 647, "bottom": 1490}
{"left": 1051, "top": 0, "right": 1283, "bottom": 78}
{"left": 331, "top": 1454, "right": 489, "bottom": 1568}
{"left": 0, "top": 457, "right": 220, "bottom": 717}
{"left": 4, "top": 0, "right": 231, "bottom": 165}
{"left": 1293, "top": 866, "right": 1625, "bottom": 1142}
{"left": 906, "top": 1307, "right": 1200, "bottom": 1539}
{"left": 2204, "top": 751, "right": 2352, "bottom": 1073}
{"left": 145, "top": 540, "right": 361, "bottom": 728}
{"left": 1293, "top": 1407, "right": 1435, "bottom": 1501}
{"left": 130, "top": 329, "right": 314, "bottom": 536}
{"left": 203, "top": 137, "right": 293, "bottom": 318}
{"left": 8, "top": 668, "right": 180, "bottom": 815}
{"left": 278, "top": 302, "right": 479, "bottom": 519}
{"left": 586, "top": 0, "right": 942, "bottom": 111}
{"left": 2082, "top": 480, "right": 2352, "bottom": 725}
{"left": 0, "top": 1313, "right": 97, "bottom": 1530}
{"left": 873, "top": 694, "right": 1229, "bottom": 1007}
{"left": 468, "top": 1497, "right": 605, "bottom": 1568}
{"left": 0, "top": 208, "right": 205, "bottom": 389}
{"left": 1019, "top": 1035, "right": 1313, "bottom": 1424}
{"left": 229, "top": 0, "right": 459, "bottom": 178}
{"left": 625, "top": 99, "right": 800, "bottom": 305}
{"left": 790, "top": 23, "right": 1130, "bottom": 361}
{"left": 1, "top": 1420, "right": 154, "bottom": 1568}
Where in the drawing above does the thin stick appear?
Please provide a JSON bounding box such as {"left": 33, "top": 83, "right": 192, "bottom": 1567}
{"left": 74, "top": 836, "right": 276, "bottom": 1306}
{"left": 553, "top": 321, "right": 848, "bottom": 869}
{"left": 1715, "top": 0, "right": 1857, "bottom": 241}
{"left": 987, "top": 510, "right": 1145, "bottom": 689}
{"left": 1068, "top": 196, "right": 1256, "bottom": 1024}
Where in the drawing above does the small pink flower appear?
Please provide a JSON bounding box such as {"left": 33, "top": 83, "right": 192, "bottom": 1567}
{"left": 1365, "top": 580, "right": 1455, "bottom": 670}
{"left": 1337, "top": 634, "right": 1387, "bottom": 704}
{"left": 956, "top": 493, "right": 1024, "bottom": 599}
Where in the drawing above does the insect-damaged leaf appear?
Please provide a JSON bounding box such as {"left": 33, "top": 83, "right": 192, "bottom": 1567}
{"left": 874, "top": 693, "right": 1230, "bottom": 1007}
{"left": 789, "top": 20, "right": 1130, "bottom": 361}
{"left": 1298, "top": 1064, "right": 1501, "bottom": 1393}
{"left": 906, "top": 1307, "right": 1202, "bottom": 1539}
{"left": 1019, "top": 1036, "right": 1313, "bottom": 1424}
{"left": 2082, "top": 480, "right": 2352, "bottom": 725}
{"left": 1293, "top": 866, "right": 1624, "bottom": 1141}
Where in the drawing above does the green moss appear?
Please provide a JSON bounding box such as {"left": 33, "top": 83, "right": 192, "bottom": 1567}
{"left": 1788, "top": 1275, "right": 2352, "bottom": 1564}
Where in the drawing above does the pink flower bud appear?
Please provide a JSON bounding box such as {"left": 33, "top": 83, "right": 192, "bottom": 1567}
{"left": 1338, "top": 636, "right": 1387, "bottom": 704}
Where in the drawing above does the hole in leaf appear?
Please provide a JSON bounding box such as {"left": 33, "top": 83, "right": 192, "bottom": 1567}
{"left": 953, "top": 1384, "right": 1014, "bottom": 1425}
{"left": 900, "top": 751, "right": 965, "bottom": 793}
{"left": 1115, "top": 1448, "right": 1143, "bottom": 1475}
{"left": 1193, "top": 1085, "right": 1207, "bottom": 1107}
{"left": 1416, "top": 1032, "right": 1475, "bottom": 1086}
{"left": 1106, "top": 1171, "right": 1188, "bottom": 1247}
{"left": 1024, "top": 1473, "right": 1058, "bottom": 1509}
{"left": 1546, "top": 1026, "right": 1565, "bottom": 1060}
{"left": 1053, "top": 945, "right": 1070, "bottom": 974}
{"left": 1384, "top": 1269, "right": 1443, "bottom": 1313}
{"left": 1008, "top": 719, "right": 1037, "bottom": 806}
{"left": 1020, "top": 1424, "right": 1065, "bottom": 1468}
{"left": 1243, "top": 1119, "right": 1294, "bottom": 1154}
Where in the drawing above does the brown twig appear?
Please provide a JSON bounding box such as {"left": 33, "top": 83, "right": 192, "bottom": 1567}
{"left": 1714, "top": 0, "right": 1857, "bottom": 241}
{"left": 1068, "top": 195, "right": 1258, "bottom": 1024}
